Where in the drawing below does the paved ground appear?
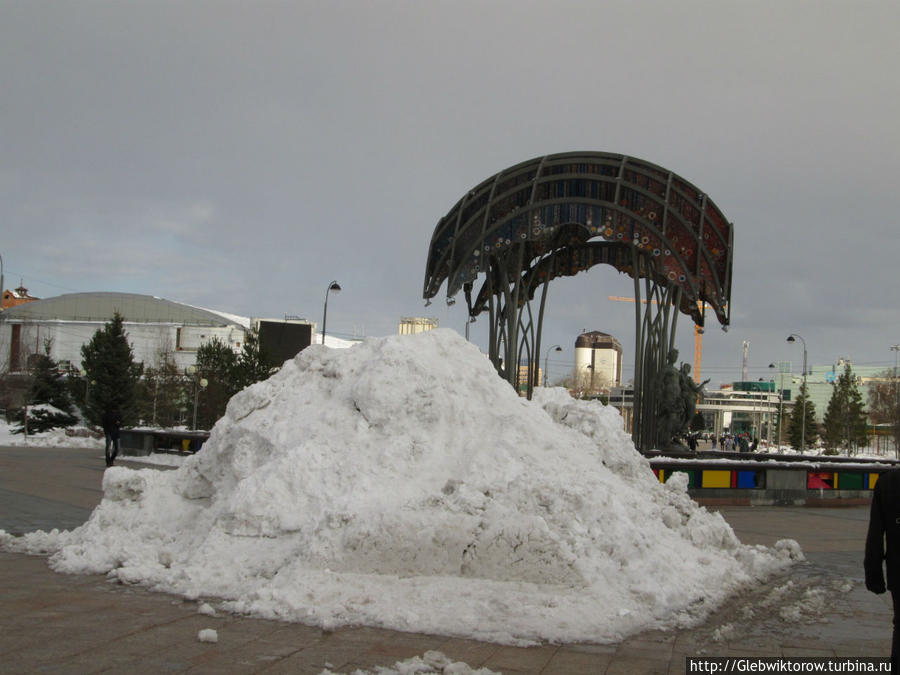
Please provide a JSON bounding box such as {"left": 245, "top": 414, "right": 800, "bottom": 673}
{"left": 0, "top": 444, "right": 893, "bottom": 674}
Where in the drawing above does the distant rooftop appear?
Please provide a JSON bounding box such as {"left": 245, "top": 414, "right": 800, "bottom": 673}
{"left": 0, "top": 292, "right": 248, "bottom": 328}
{"left": 575, "top": 331, "right": 622, "bottom": 350}
{"left": 1, "top": 284, "right": 39, "bottom": 310}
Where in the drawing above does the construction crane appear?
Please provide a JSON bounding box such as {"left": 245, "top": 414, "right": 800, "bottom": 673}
{"left": 608, "top": 296, "right": 705, "bottom": 379}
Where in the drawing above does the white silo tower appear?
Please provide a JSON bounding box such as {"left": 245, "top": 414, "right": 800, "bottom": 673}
{"left": 574, "top": 331, "right": 623, "bottom": 393}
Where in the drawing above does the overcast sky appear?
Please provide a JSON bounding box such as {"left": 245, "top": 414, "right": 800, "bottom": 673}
{"left": 3, "top": 1, "right": 898, "bottom": 388}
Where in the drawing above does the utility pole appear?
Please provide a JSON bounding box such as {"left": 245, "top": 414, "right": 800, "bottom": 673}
{"left": 741, "top": 341, "right": 750, "bottom": 382}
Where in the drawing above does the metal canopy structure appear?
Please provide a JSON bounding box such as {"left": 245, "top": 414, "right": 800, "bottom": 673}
{"left": 424, "top": 151, "right": 734, "bottom": 452}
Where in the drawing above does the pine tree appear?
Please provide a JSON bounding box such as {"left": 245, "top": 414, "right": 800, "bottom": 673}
{"left": 195, "top": 337, "right": 239, "bottom": 429}
{"left": 10, "top": 339, "right": 78, "bottom": 434}
{"left": 788, "top": 381, "right": 818, "bottom": 451}
{"left": 191, "top": 331, "right": 277, "bottom": 429}
{"left": 80, "top": 312, "right": 141, "bottom": 427}
{"left": 823, "top": 363, "right": 868, "bottom": 454}
{"left": 233, "top": 329, "right": 275, "bottom": 390}
{"left": 846, "top": 370, "right": 869, "bottom": 450}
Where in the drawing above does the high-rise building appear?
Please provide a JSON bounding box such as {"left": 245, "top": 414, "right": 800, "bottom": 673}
{"left": 574, "top": 331, "right": 623, "bottom": 393}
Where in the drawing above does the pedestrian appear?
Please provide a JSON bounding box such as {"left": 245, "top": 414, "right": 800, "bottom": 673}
{"left": 102, "top": 409, "right": 121, "bottom": 467}
{"left": 865, "top": 468, "right": 900, "bottom": 672}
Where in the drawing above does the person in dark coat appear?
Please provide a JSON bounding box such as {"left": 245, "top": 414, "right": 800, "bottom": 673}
{"left": 101, "top": 409, "right": 121, "bottom": 467}
{"left": 865, "top": 468, "right": 900, "bottom": 671}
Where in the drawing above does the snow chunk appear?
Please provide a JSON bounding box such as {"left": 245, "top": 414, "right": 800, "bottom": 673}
{"left": 197, "top": 628, "right": 218, "bottom": 643}
{"left": 774, "top": 538, "right": 805, "bottom": 562}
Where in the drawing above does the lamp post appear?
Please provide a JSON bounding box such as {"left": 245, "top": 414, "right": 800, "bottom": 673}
{"left": 755, "top": 378, "right": 766, "bottom": 442}
{"left": 79, "top": 368, "right": 95, "bottom": 412}
{"left": 787, "top": 334, "right": 808, "bottom": 453}
{"left": 187, "top": 366, "right": 208, "bottom": 431}
{"left": 769, "top": 361, "right": 789, "bottom": 450}
{"left": 321, "top": 280, "right": 342, "bottom": 345}
{"left": 892, "top": 343, "right": 900, "bottom": 409}
{"left": 543, "top": 345, "right": 562, "bottom": 386}
{"left": 891, "top": 345, "right": 900, "bottom": 452}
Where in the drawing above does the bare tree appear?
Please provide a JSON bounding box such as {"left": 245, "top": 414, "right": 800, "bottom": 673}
{"left": 867, "top": 370, "right": 900, "bottom": 457}
{"left": 0, "top": 322, "right": 39, "bottom": 418}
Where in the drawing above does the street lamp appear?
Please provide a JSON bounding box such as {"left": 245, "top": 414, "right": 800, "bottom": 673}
{"left": 187, "top": 366, "right": 208, "bottom": 431}
{"left": 79, "top": 368, "right": 95, "bottom": 411}
{"left": 787, "top": 334, "right": 808, "bottom": 453}
{"left": 321, "top": 280, "right": 342, "bottom": 345}
{"left": 891, "top": 345, "right": 900, "bottom": 436}
{"left": 769, "top": 361, "right": 789, "bottom": 450}
{"left": 543, "top": 345, "right": 562, "bottom": 386}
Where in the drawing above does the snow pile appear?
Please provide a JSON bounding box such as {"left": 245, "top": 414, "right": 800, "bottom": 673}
{"left": 2, "top": 329, "right": 798, "bottom": 644}
{"left": 0, "top": 420, "right": 103, "bottom": 449}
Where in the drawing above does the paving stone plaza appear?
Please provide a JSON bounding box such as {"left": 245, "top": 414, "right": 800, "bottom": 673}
{"left": 0, "top": 445, "right": 892, "bottom": 674}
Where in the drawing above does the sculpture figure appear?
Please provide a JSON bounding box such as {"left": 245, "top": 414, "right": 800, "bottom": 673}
{"left": 656, "top": 349, "right": 684, "bottom": 448}
{"left": 678, "top": 362, "right": 709, "bottom": 436}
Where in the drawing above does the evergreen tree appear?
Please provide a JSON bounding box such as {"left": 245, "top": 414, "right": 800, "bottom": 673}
{"left": 80, "top": 312, "right": 141, "bottom": 426}
{"left": 773, "top": 403, "right": 790, "bottom": 450}
{"left": 186, "top": 331, "right": 279, "bottom": 429}
{"left": 823, "top": 363, "right": 868, "bottom": 454}
{"left": 788, "top": 381, "right": 818, "bottom": 451}
{"left": 10, "top": 339, "right": 78, "bottom": 434}
{"left": 233, "top": 330, "right": 275, "bottom": 390}
{"left": 195, "top": 337, "right": 239, "bottom": 429}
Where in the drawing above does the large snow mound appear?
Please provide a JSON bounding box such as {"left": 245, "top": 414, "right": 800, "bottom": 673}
{"left": 1, "top": 329, "right": 798, "bottom": 645}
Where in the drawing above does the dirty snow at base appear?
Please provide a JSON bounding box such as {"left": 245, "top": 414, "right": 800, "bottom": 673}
{"left": 1, "top": 329, "right": 802, "bottom": 646}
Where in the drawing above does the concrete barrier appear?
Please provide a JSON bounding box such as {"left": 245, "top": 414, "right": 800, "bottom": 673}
{"left": 650, "top": 455, "right": 897, "bottom": 506}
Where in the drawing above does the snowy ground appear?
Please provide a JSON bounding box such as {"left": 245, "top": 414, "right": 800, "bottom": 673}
{"left": 0, "top": 419, "right": 104, "bottom": 449}
{"left": 1, "top": 330, "right": 803, "bottom": 646}
{"left": 0, "top": 420, "right": 189, "bottom": 468}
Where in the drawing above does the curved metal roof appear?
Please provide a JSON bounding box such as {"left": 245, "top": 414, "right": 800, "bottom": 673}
{"left": 0, "top": 292, "right": 246, "bottom": 327}
{"left": 424, "top": 151, "right": 733, "bottom": 327}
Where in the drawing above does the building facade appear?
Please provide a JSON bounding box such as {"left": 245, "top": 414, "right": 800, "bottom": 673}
{"left": 0, "top": 292, "right": 250, "bottom": 374}
{"left": 399, "top": 317, "right": 438, "bottom": 335}
{"left": 574, "top": 331, "right": 622, "bottom": 394}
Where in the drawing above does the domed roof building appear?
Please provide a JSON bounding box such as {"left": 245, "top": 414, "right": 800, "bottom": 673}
{"left": 0, "top": 292, "right": 249, "bottom": 374}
